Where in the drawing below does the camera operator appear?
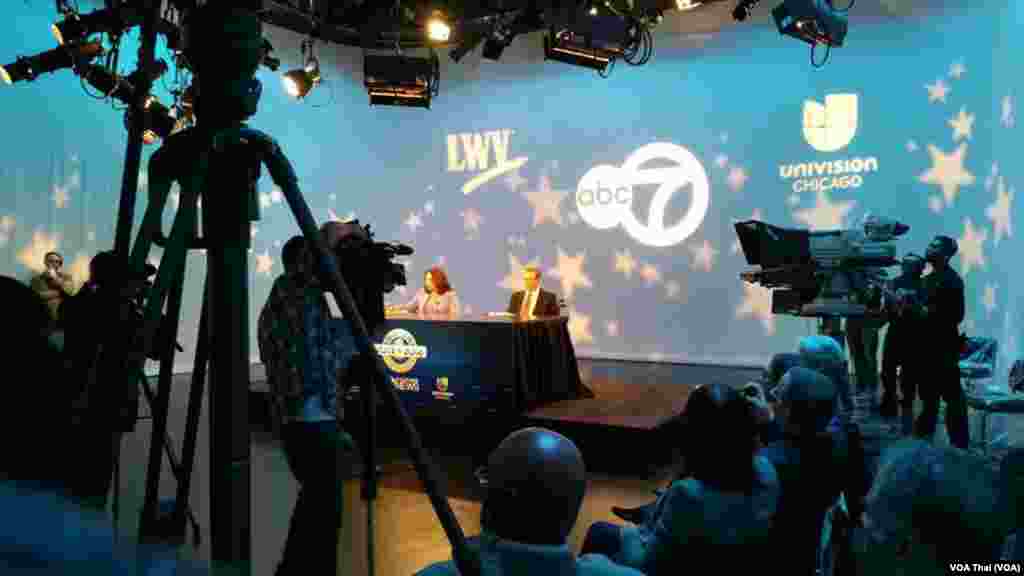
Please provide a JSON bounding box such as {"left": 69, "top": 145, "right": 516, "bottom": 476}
{"left": 257, "top": 228, "right": 356, "bottom": 576}
{"left": 907, "top": 236, "right": 967, "bottom": 449}
{"left": 879, "top": 254, "right": 926, "bottom": 430}
{"left": 61, "top": 251, "right": 144, "bottom": 510}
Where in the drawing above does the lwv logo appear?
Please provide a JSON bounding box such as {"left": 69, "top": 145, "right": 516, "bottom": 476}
{"left": 446, "top": 129, "right": 528, "bottom": 195}
{"left": 803, "top": 93, "right": 858, "bottom": 152}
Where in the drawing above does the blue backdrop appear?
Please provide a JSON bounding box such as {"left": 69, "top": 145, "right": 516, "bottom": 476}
{"left": 0, "top": 0, "right": 1018, "bottom": 377}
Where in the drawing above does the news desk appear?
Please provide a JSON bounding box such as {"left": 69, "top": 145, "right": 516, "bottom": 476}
{"left": 332, "top": 314, "right": 591, "bottom": 416}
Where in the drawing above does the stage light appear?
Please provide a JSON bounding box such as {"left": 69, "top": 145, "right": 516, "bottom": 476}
{"left": 124, "top": 96, "right": 177, "bottom": 145}
{"left": 676, "top": 0, "right": 703, "bottom": 10}
{"left": 364, "top": 52, "right": 439, "bottom": 109}
{"left": 281, "top": 58, "right": 321, "bottom": 99}
{"left": 426, "top": 12, "right": 451, "bottom": 43}
{"left": 771, "top": 0, "right": 848, "bottom": 47}
{"left": 0, "top": 42, "right": 104, "bottom": 85}
{"left": 543, "top": 15, "right": 636, "bottom": 73}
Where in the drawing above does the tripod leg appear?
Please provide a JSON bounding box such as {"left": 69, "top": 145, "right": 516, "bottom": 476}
{"left": 139, "top": 248, "right": 188, "bottom": 544}
{"left": 173, "top": 276, "right": 210, "bottom": 547}
{"left": 361, "top": 356, "right": 378, "bottom": 576}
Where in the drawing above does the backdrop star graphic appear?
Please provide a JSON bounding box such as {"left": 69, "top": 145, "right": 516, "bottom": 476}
{"left": 928, "top": 195, "right": 944, "bottom": 213}
{"left": 0, "top": 215, "right": 14, "bottom": 247}
{"left": 405, "top": 211, "right": 423, "bottom": 232}
{"left": 792, "top": 189, "right": 856, "bottom": 231}
{"left": 639, "top": 263, "right": 660, "bottom": 285}
{"left": 523, "top": 175, "right": 567, "bottom": 227}
{"left": 982, "top": 283, "right": 997, "bottom": 316}
{"left": 926, "top": 79, "right": 950, "bottom": 103}
{"left": 567, "top": 307, "right": 594, "bottom": 345}
{"left": 606, "top": 320, "right": 619, "bottom": 337}
{"left": 919, "top": 143, "right": 975, "bottom": 207}
{"left": 727, "top": 166, "right": 748, "bottom": 192}
{"left": 736, "top": 281, "right": 775, "bottom": 335}
{"left": 255, "top": 250, "right": 274, "bottom": 276}
{"left": 504, "top": 168, "right": 527, "bottom": 191}
{"left": 906, "top": 140, "right": 919, "bottom": 152}
{"left": 498, "top": 254, "right": 540, "bottom": 291}
{"left": 1002, "top": 95, "right": 1015, "bottom": 128}
{"left": 949, "top": 61, "right": 966, "bottom": 79}
{"left": 956, "top": 218, "right": 987, "bottom": 277}
{"left": 614, "top": 249, "right": 636, "bottom": 278}
{"left": 985, "top": 162, "right": 999, "bottom": 191}
{"left": 460, "top": 208, "right": 483, "bottom": 237}
{"left": 985, "top": 176, "right": 1013, "bottom": 246}
{"left": 689, "top": 239, "right": 718, "bottom": 272}
{"left": 68, "top": 253, "right": 90, "bottom": 287}
{"left": 53, "top": 185, "right": 69, "bottom": 209}
{"left": 948, "top": 107, "right": 974, "bottom": 141}
{"left": 549, "top": 247, "right": 592, "bottom": 300}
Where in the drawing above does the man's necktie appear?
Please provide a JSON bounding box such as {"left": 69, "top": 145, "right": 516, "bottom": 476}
{"left": 520, "top": 291, "right": 532, "bottom": 318}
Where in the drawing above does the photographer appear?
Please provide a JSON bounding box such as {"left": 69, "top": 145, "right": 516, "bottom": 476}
{"left": 257, "top": 230, "right": 356, "bottom": 576}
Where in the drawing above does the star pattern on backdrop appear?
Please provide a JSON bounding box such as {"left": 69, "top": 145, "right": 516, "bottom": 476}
{"left": 548, "top": 247, "right": 592, "bottom": 300}
{"left": 689, "top": 239, "right": 718, "bottom": 272}
{"left": 17, "top": 229, "right": 60, "bottom": 273}
{"left": 566, "top": 307, "right": 593, "bottom": 345}
{"left": 982, "top": 283, "right": 997, "bottom": 316}
{"left": 255, "top": 250, "right": 274, "bottom": 276}
{"left": 53, "top": 184, "right": 70, "bottom": 209}
{"left": 948, "top": 107, "right": 974, "bottom": 141}
{"left": 727, "top": 166, "right": 748, "bottom": 192}
{"left": 956, "top": 218, "right": 987, "bottom": 277}
{"left": 949, "top": 61, "right": 966, "bottom": 79}
{"left": 460, "top": 208, "right": 483, "bottom": 238}
{"left": 985, "top": 176, "right": 1013, "bottom": 246}
{"left": 404, "top": 211, "right": 423, "bottom": 232}
{"left": 985, "top": 162, "right": 999, "bottom": 191}
{"left": 613, "top": 249, "right": 636, "bottom": 278}
{"left": 736, "top": 281, "right": 775, "bottom": 335}
{"left": 0, "top": 215, "right": 14, "bottom": 247}
{"left": 792, "top": 189, "right": 856, "bottom": 231}
{"left": 639, "top": 263, "right": 660, "bottom": 286}
{"left": 1002, "top": 95, "right": 1015, "bottom": 128}
{"left": 918, "top": 143, "right": 975, "bottom": 207}
{"left": 498, "top": 254, "right": 540, "bottom": 291}
{"left": 928, "top": 195, "right": 944, "bottom": 214}
{"left": 68, "top": 253, "right": 90, "bottom": 287}
{"left": 906, "top": 140, "right": 919, "bottom": 152}
{"left": 925, "top": 79, "right": 950, "bottom": 103}
{"left": 606, "top": 320, "right": 619, "bottom": 337}
{"left": 523, "top": 175, "right": 567, "bottom": 227}
{"left": 504, "top": 168, "right": 527, "bottom": 191}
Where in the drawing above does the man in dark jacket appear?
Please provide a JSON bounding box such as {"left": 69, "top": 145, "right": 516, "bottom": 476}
{"left": 879, "top": 254, "right": 926, "bottom": 430}
{"left": 909, "top": 236, "right": 968, "bottom": 449}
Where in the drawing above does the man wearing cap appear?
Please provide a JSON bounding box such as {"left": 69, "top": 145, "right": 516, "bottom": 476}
{"left": 906, "top": 235, "right": 967, "bottom": 449}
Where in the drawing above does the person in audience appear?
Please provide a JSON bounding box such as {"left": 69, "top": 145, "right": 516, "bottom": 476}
{"left": 30, "top": 251, "right": 75, "bottom": 330}
{"left": 909, "top": 235, "right": 968, "bottom": 449}
{"left": 581, "top": 383, "right": 779, "bottom": 575}
{"left": 856, "top": 439, "right": 1017, "bottom": 574}
{"left": 797, "top": 335, "right": 850, "bottom": 419}
{"left": 879, "top": 254, "right": 926, "bottom": 429}
{"left": 402, "top": 266, "right": 461, "bottom": 317}
{"left": 416, "top": 427, "right": 644, "bottom": 576}
{"left": 257, "top": 233, "right": 354, "bottom": 576}
{"left": 507, "top": 265, "right": 560, "bottom": 319}
{"left": 762, "top": 367, "right": 849, "bottom": 575}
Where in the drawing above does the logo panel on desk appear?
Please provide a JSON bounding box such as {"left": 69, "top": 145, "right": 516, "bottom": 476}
{"left": 375, "top": 328, "right": 428, "bottom": 374}
{"left": 433, "top": 377, "right": 454, "bottom": 400}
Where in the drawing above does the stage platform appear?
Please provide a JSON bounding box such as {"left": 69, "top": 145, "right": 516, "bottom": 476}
{"left": 251, "top": 359, "right": 764, "bottom": 476}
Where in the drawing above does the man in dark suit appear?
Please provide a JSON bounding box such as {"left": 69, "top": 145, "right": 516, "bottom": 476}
{"left": 506, "top": 266, "right": 561, "bottom": 319}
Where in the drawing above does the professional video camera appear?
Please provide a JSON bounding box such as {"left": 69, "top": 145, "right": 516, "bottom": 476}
{"left": 331, "top": 220, "right": 412, "bottom": 331}
{"left": 734, "top": 215, "right": 909, "bottom": 317}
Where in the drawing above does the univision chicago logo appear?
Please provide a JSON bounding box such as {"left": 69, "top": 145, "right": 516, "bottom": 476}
{"left": 778, "top": 93, "right": 879, "bottom": 194}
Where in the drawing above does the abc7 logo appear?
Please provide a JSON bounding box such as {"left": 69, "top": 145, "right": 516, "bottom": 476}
{"left": 575, "top": 143, "right": 710, "bottom": 248}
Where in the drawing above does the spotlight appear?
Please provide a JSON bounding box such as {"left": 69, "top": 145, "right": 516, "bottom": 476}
{"left": 676, "top": 0, "right": 703, "bottom": 9}
{"left": 281, "top": 59, "right": 321, "bottom": 99}
{"left": 0, "top": 42, "right": 104, "bottom": 85}
{"left": 124, "top": 97, "right": 178, "bottom": 145}
{"left": 772, "top": 0, "right": 848, "bottom": 47}
{"left": 543, "top": 15, "right": 636, "bottom": 73}
{"left": 78, "top": 64, "right": 177, "bottom": 142}
{"left": 364, "top": 53, "right": 438, "bottom": 109}
{"left": 426, "top": 12, "right": 451, "bottom": 43}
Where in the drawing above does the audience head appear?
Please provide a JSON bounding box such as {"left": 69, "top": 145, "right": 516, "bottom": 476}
{"left": 862, "top": 439, "right": 1009, "bottom": 568}
{"left": 281, "top": 235, "right": 312, "bottom": 279}
{"left": 774, "top": 367, "right": 836, "bottom": 438}
{"left": 0, "top": 276, "right": 64, "bottom": 484}
{"left": 926, "top": 235, "right": 957, "bottom": 267}
{"left": 481, "top": 427, "right": 586, "bottom": 546}
{"left": 424, "top": 266, "right": 452, "bottom": 296}
{"left": 682, "top": 383, "right": 761, "bottom": 493}
{"left": 522, "top": 266, "right": 541, "bottom": 292}
{"left": 797, "top": 335, "right": 846, "bottom": 391}
{"left": 88, "top": 251, "right": 118, "bottom": 287}
{"left": 765, "top": 352, "right": 801, "bottom": 389}
{"left": 43, "top": 251, "right": 63, "bottom": 273}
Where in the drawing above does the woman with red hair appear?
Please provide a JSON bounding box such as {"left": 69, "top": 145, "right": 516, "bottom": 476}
{"left": 403, "top": 266, "right": 461, "bottom": 317}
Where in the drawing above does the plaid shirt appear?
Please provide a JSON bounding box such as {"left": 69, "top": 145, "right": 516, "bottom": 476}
{"left": 258, "top": 274, "right": 351, "bottom": 425}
